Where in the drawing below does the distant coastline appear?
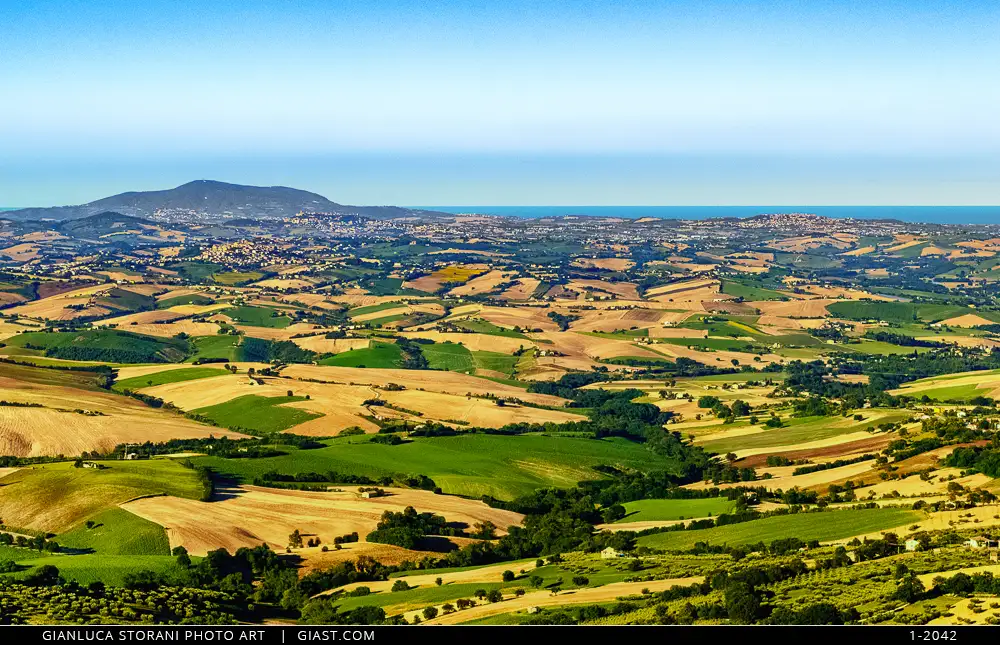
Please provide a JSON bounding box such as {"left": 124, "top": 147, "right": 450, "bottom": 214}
{"left": 418, "top": 205, "right": 1000, "bottom": 224}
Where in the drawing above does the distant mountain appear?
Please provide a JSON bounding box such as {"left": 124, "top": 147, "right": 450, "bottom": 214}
{"left": 3, "top": 180, "right": 447, "bottom": 222}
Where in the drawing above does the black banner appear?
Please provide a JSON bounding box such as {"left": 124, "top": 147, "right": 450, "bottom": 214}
{"left": 0, "top": 625, "right": 985, "bottom": 645}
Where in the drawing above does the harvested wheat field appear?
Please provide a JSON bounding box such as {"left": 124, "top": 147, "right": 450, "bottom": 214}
{"left": 842, "top": 246, "right": 876, "bottom": 256}
{"left": 420, "top": 576, "right": 704, "bottom": 625}
{"left": 752, "top": 298, "right": 835, "bottom": 318}
{"left": 121, "top": 485, "right": 524, "bottom": 557}
{"left": 379, "top": 389, "right": 585, "bottom": 427}
{"left": 253, "top": 278, "right": 315, "bottom": 290}
{"left": 447, "top": 270, "right": 514, "bottom": 296}
{"left": 500, "top": 278, "right": 542, "bottom": 300}
{"left": 280, "top": 365, "right": 569, "bottom": 407}
{"left": 645, "top": 278, "right": 718, "bottom": 298}
{"left": 566, "top": 279, "right": 641, "bottom": 300}
{"left": 468, "top": 305, "right": 559, "bottom": 332}
{"left": 529, "top": 331, "right": 665, "bottom": 361}
{"left": 291, "top": 335, "right": 372, "bottom": 354}
{"left": 0, "top": 375, "right": 246, "bottom": 457}
{"left": 403, "top": 264, "right": 488, "bottom": 293}
{"left": 941, "top": 314, "right": 996, "bottom": 328}
{"left": 114, "top": 320, "right": 224, "bottom": 338}
{"left": 6, "top": 283, "right": 115, "bottom": 321}
{"left": 570, "top": 257, "right": 634, "bottom": 271}
{"left": 854, "top": 468, "right": 993, "bottom": 499}
{"left": 396, "top": 331, "right": 534, "bottom": 353}
{"left": 0, "top": 243, "right": 41, "bottom": 261}
{"left": 95, "top": 310, "right": 187, "bottom": 327}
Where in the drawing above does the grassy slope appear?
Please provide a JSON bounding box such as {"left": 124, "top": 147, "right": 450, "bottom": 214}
{"left": 191, "top": 395, "right": 322, "bottom": 433}
{"left": 112, "top": 367, "right": 228, "bottom": 392}
{"left": 192, "top": 434, "right": 677, "bottom": 500}
{"left": 699, "top": 410, "right": 910, "bottom": 454}
{"left": 422, "top": 343, "right": 475, "bottom": 372}
{"left": 0, "top": 460, "right": 205, "bottom": 533}
{"left": 638, "top": 508, "right": 920, "bottom": 550}
{"left": 318, "top": 341, "right": 403, "bottom": 368}
{"left": 225, "top": 306, "right": 292, "bottom": 328}
{"left": 57, "top": 508, "right": 170, "bottom": 556}
{"left": 616, "top": 498, "right": 737, "bottom": 523}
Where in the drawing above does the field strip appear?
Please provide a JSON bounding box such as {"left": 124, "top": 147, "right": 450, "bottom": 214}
{"left": 418, "top": 576, "right": 704, "bottom": 625}
{"left": 327, "top": 559, "right": 542, "bottom": 596}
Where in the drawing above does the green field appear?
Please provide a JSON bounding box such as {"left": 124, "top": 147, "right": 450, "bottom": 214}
{"left": 8, "top": 329, "right": 189, "bottom": 364}
{"left": 839, "top": 339, "right": 934, "bottom": 356}
{"left": 0, "top": 460, "right": 206, "bottom": 533}
{"left": 616, "top": 497, "right": 737, "bottom": 523}
{"left": 187, "top": 335, "right": 241, "bottom": 362}
{"left": 898, "top": 383, "right": 991, "bottom": 402}
{"left": 656, "top": 337, "right": 756, "bottom": 352}
{"left": 168, "top": 262, "right": 224, "bottom": 283}
{"left": 721, "top": 280, "right": 787, "bottom": 301}
{"left": 157, "top": 293, "right": 214, "bottom": 309}
{"left": 224, "top": 306, "right": 292, "bottom": 328}
{"left": 317, "top": 341, "right": 403, "bottom": 368}
{"left": 112, "top": 366, "right": 227, "bottom": 392}
{"left": 454, "top": 319, "right": 530, "bottom": 339}
{"left": 192, "top": 434, "right": 678, "bottom": 500}
{"left": 348, "top": 301, "right": 408, "bottom": 318}
{"left": 3, "top": 554, "right": 183, "bottom": 586}
{"left": 212, "top": 271, "right": 264, "bottom": 285}
{"left": 472, "top": 351, "right": 520, "bottom": 376}
{"left": 57, "top": 508, "right": 170, "bottom": 556}
{"left": 698, "top": 409, "right": 909, "bottom": 454}
{"left": 421, "top": 342, "right": 475, "bottom": 372}
{"left": 828, "top": 301, "right": 1000, "bottom": 324}
{"left": 190, "top": 395, "right": 322, "bottom": 434}
{"left": 638, "top": 508, "right": 920, "bottom": 550}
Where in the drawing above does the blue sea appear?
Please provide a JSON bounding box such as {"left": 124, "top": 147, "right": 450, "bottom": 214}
{"left": 419, "top": 206, "right": 1000, "bottom": 225}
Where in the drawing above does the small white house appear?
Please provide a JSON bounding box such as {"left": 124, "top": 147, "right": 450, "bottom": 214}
{"left": 600, "top": 547, "right": 624, "bottom": 559}
{"left": 904, "top": 539, "right": 921, "bottom": 552}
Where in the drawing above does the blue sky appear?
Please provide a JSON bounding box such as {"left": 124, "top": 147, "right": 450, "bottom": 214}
{"left": 2, "top": 1, "right": 999, "bottom": 206}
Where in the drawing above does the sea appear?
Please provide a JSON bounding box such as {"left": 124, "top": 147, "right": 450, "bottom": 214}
{"left": 418, "top": 206, "right": 1000, "bottom": 225}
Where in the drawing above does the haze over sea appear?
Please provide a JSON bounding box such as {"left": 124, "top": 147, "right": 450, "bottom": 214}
{"left": 422, "top": 206, "right": 1000, "bottom": 224}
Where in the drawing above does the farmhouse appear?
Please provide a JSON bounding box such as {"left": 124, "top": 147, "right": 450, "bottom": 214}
{"left": 601, "top": 547, "right": 624, "bottom": 559}
{"left": 965, "top": 536, "right": 998, "bottom": 549}
{"left": 904, "top": 539, "right": 920, "bottom": 552}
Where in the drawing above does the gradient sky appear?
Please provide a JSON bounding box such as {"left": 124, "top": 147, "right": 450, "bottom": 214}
{"left": 2, "top": 0, "right": 999, "bottom": 206}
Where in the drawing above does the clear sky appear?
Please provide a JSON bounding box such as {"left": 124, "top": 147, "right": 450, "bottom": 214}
{"left": 2, "top": 0, "right": 999, "bottom": 206}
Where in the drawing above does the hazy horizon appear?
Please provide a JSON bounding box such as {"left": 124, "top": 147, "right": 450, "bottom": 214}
{"left": 3, "top": 1, "right": 999, "bottom": 206}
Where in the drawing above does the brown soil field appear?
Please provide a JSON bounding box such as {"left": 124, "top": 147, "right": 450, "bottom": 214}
{"left": 18, "top": 231, "right": 67, "bottom": 242}
{"left": 121, "top": 485, "right": 524, "bottom": 556}
{"left": 403, "top": 264, "right": 489, "bottom": 293}
{"left": 500, "top": 278, "right": 542, "bottom": 301}
{"left": 669, "top": 262, "right": 717, "bottom": 273}
{"left": 0, "top": 293, "right": 27, "bottom": 307}
{"left": 448, "top": 270, "right": 514, "bottom": 296}
{"left": 570, "top": 257, "right": 635, "bottom": 271}
{"left": 420, "top": 576, "right": 704, "bottom": 625}
{"left": 0, "top": 376, "right": 246, "bottom": 457}
{"left": 702, "top": 300, "right": 760, "bottom": 315}
{"left": 330, "top": 295, "right": 435, "bottom": 307}
{"left": 294, "top": 542, "right": 447, "bottom": 574}
{"left": 769, "top": 235, "right": 853, "bottom": 252}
